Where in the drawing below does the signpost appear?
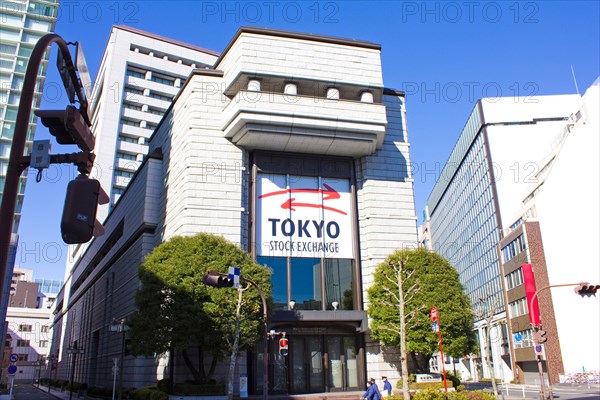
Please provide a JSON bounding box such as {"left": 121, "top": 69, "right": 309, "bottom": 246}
{"left": 7, "top": 354, "right": 18, "bottom": 399}
{"left": 430, "top": 307, "right": 448, "bottom": 392}
{"left": 514, "top": 332, "right": 523, "bottom": 343}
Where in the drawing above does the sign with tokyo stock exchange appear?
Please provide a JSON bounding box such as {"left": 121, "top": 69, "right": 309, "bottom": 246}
{"left": 256, "top": 174, "right": 354, "bottom": 259}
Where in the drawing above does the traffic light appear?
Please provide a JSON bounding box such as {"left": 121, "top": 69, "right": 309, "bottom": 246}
{"left": 574, "top": 282, "right": 600, "bottom": 297}
{"left": 61, "top": 174, "right": 107, "bottom": 244}
{"left": 279, "top": 337, "right": 289, "bottom": 356}
{"left": 202, "top": 271, "right": 234, "bottom": 288}
{"left": 35, "top": 105, "right": 94, "bottom": 151}
{"left": 534, "top": 328, "right": 547, "bottom": 344}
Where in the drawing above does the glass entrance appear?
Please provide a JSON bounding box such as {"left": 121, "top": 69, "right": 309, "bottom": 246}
{"left": 283, "top": 334, "right": 359, "bottom": 394}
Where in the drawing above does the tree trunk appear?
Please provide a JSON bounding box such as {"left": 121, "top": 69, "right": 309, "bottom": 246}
{"left": 398, "top": 261, "right": 410, "bottom": 400}
{"left": 228, "top": 287, "right": 244, "bottom": 400}
{"left": 484, "top": 323, "right": 499, "bottom": 398}
{"left": 182, "top": 349, "right": 202, "bottom": 383}
{"left": 168, "top": 348, "right": 174, "bottom": 394}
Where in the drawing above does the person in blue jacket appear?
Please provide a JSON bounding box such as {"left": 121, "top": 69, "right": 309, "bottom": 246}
{"left": 382, "top": 376, "right": 392, "bottom": 397}
{"left": 361, "top": 378, "right": 381, "bottom": 400}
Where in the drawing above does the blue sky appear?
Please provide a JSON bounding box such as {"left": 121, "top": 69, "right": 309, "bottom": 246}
{"left": 15, "top": 1, "right": 600, "bottom": 281}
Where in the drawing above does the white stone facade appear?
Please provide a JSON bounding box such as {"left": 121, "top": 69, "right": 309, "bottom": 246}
{"left": 50, "top": 27, "right": 418, "bottom": 393}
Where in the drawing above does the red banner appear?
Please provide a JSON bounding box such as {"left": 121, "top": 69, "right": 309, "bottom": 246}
{"left": 522, "top": 263, "right": 540, "bottom": 326}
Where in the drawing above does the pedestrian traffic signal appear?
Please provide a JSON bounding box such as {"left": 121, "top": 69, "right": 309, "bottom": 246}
{"left": 534, "top": 328, "right": 547, "bottom": 344}
{"left": 202, "top": 271, "right": 234, "bottom": 288}
{"left": 574, "top": 282, "right": 600, "bottom": 297}
{"left": 61, "top": 174, "right": 107, "bottom": 244}
{"left": 279, "top": 337, "right": 288, "bottom": 356}
{"left": 35, "top": 105, "right": 95, "bottom": 151}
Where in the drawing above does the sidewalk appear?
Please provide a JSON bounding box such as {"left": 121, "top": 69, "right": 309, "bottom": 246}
{"left": 33, "top": 384, "right": 85, "bottom": 400}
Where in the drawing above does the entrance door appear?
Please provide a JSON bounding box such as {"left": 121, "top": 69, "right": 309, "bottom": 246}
{"left": 287, "top": 335, "right": 359, "bottom": 394}
{"left": 326, "top": 336, "right": 360, "bottom": 391}
{"left": 290, "top": 336, "right": 324, "bottom": 393}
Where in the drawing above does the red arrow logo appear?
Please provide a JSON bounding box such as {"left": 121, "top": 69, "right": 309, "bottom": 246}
{"left": 259, "top": 184, "right": 346, "bottom": 215}
{"left": 281, "top": 198, "right": 347, "bottom": 215}
{"left": 258, "top": 183, "right": 340, "bottom": 200}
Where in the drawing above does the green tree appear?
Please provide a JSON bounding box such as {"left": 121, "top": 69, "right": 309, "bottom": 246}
{"left": 367, "top": 248, "right": 476, "bottom": 375}
{"left": 128, "top": 233, "right": 272, "bottom": 384}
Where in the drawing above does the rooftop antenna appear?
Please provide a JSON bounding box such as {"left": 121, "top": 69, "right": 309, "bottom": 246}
{"left": 570, "top": 65, "right": 580, "bottom": 96}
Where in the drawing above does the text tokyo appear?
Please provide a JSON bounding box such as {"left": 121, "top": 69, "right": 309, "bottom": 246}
{"left": 268, "top": 218, "right": 340, "bottom": 239}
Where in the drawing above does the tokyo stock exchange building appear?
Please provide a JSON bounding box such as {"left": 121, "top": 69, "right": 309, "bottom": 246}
{"left": 50, "top": 27, "right": 419, "bottom": 395}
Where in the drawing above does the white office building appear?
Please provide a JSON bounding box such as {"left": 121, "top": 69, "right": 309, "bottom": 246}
{"left": 425, "top": 85, "right": 599, "bottom": 384}
{"left": 87, "top": 25, "right": 219, "bottom": 221}
{"left": 50, "top": 27, "right": 418, "bottom": 394}
{"left": 499, "top": 79, "right": 599, "bottom": 383}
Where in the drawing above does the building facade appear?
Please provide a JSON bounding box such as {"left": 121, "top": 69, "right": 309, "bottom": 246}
{"left": 0, "top": 0, "right": 59, "bottom": 367}
{"left": 425, "top": 91, "right": 595, "bottom": 384}
{"left": 2, "top": 268, "right": 57, "bottom": 384}
{"left": 86, "top": 25, "right": 218, "bottom": 221}
{"left": 499, "top": 80, "right": 600, "bottom": 383}
{"left": 50, "top": 27, "right": 418, "bottom": 394}
{"left": 0, "top": 0, "right": 59, "bottom": 232}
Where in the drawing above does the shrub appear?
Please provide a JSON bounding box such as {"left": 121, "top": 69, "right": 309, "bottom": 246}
{"left": 87, "top": 386, "right": 112, "bottom": 397}
{"left": 157, "top": 378, "right": 170, "bottom": 393}
{"left": 463, "top": 391, "right": 496, "bottom": 400}
{"left": 446, "top": 371, "right": 461, "bottom": 388}
{"left": 131, "top": 387, "right": 168, "bottom": 400}
{"left": 173, "top": 382, "right": 225, "bottom": 395}
{"left": 411, "top": 381, "right": 454, "bottom": 390}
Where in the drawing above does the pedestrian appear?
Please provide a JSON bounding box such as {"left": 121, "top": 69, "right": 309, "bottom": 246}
{"left": 361, "top": 378, "right": 381, "bottom": 400}
{"left": 381, "top": 376, "right": 392, "bottom": 397}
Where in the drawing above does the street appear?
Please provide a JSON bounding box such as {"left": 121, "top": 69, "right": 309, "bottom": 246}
{"left": 8, "top": 384, "right": 56, "bottom": 399}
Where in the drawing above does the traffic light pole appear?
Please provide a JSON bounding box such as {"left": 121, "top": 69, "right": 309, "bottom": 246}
{"left": 207, "top": 272, "right": 269, "bottom": 400}
{"left": 239, "top": 275, "right": 269, "bottom": 400}
{"left": 529, "top": 282, "right": 587, "bottom": 399}
{"left": 0, "top": 33, "right": 87, "bottom": 302}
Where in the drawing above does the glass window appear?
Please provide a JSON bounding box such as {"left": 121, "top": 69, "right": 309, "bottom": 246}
{"left": 324, "top": 259, "right": 354, "bottom": 310}
{"left": 291, "top": 258, "right": 322, "bottom": 310}
{"left": 257, "top": 256, "right": 287, "bottom": 310}
{"left": 126, "top": 68, "right": 145, "bottom": 79}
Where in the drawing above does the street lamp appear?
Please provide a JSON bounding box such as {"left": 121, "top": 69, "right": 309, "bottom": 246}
{"left": 34, "top": 356, "right": 46, "bottom": 388}
{"left": 110, "top": 318, "right": 129, "bottom": 400}
{"left": 66, "top": 343, "right": 84, "bottom": 400}
{"left": 47, "top": 354, "right": 57, "bottom": 393}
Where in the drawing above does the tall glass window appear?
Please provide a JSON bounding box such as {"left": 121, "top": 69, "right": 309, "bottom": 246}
{"left": 257, "top": 256, "right": 287, "bottom": 310}
{"left": 291, "top": 258, "right": 321, "bottom": 310}
{"left": 324, "top": 259, "right": 354, "bottom": 310}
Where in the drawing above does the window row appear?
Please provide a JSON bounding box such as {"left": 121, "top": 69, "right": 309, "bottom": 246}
{"left": 505, "top": 267, "right": 524, "bottom": 290}
{"left": 126, "top": 67, "right": 178, "bottom": 87}
{"left": 508, "top": 297, "right": 528, "bottom": 319}
{"left": 501, "top": 234, "right": 527, "bottom": 263}
{"left": 129, "top": 44, "right": 210, "bottom": 69}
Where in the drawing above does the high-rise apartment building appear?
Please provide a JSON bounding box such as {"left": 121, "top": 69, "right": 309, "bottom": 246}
{"left": 87, "top": 25, "right": 219, "bottom": 221}
{"left": 0, "top": 0, "right": 59, "bottom": 372}
{"left": 0, "top": 0, "right": 59, "bottom": 232}
{"left": 425, "top": 92, "right": 590, "bottom": 383}
{"left": 50, "top": 27, "right": 418, "bottom": 394}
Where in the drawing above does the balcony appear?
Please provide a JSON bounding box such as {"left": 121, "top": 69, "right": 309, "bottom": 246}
{"left": 221, "top": 91, "right": 387, "bottom": 158}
